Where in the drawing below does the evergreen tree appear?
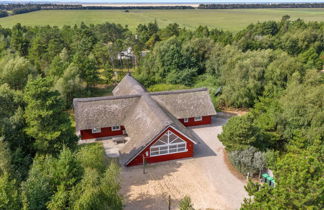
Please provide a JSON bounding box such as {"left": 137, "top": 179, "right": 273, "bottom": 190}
{"left": 24, "top": 78, "right": 77, "bottom": 154}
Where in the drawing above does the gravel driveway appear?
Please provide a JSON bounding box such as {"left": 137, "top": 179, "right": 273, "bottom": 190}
{"left": 120, "top": 116, "right": 248, "bottom": 210}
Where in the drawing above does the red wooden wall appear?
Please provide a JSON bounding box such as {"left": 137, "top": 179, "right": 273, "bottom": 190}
{"left": 127, "top": 127, "right": 194, "bottom": 166}
{"left": 80, "top": 126, "right": 125, "bottom": 140}
{"left": 178, "top": 115, "right": 212, "bottom": 127}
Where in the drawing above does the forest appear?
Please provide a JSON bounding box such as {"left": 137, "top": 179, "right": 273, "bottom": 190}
{"left": 0, "top": 15, "right": 323, "bottom": 209}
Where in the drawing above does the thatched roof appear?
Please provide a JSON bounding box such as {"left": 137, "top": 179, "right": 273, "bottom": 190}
{"left": 151, "top": 88, "right": 217, "bottom": 118}
{"left": 118, "top": 93, "right": 198, "bottom": 165}
{"left": 73, "top": 95, "right": 140, "bottom": 131}
{"left": 112, "top": 74, "right": 146, "bottom": 96}
{"left": 73, "top": 74, "right": 216, "bottom": 166}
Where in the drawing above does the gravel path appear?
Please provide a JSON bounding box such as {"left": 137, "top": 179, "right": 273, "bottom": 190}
{"left": 120, "top": 116, "right": 248, "bottom": 210}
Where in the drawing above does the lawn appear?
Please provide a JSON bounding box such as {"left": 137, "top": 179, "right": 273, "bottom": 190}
{"left": 0, "top": 8, "right": 323, "bottom": 32}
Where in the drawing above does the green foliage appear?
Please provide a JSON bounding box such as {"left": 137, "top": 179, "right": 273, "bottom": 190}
{"left": 244, "top": 179, "right": 260, "bottom": 196}
{"left": 76, "top": 143, "right": 107, "bottom": 174}
{"left": 53, "top": 63, "right": 83, "bottom": 108}
{"left": 20, "top": 145, "right": 122, "bottom": 210}
{"left": 0, "top": 141, "right": 11, "bottom": 176}
{"left": 0, "top": 55, "right": 37, "bottom": 90}
{"left": 148, "top": 83, "right": 188, "bottom": 92}
{"left": 73, "top": 53, "right": 99, "bottom": 88}
{"left": 24, "top": 78, "right": 77, "bottom": 154}
{"left": 70, "top": 161, "right": 122, "bottom": 210}
{"left": 0, "top": 18, "right": 322, "bottom": 210}
{"left": 0, "top": 174, "right": 20, "bottom": 209}
{"left": 228, "top": 147, "right": 267, "bottom": 176}
{"left": 179, "top": 196, "right": 195, "bottom": 210}
{"left": 242, "top": 148, "right": 323, "bottom": 209}
{"left": 280, "top": 71, "right": 324, "bottom": 143}
{"left": 218, "top": 114, "right": 260, "bottom": 151}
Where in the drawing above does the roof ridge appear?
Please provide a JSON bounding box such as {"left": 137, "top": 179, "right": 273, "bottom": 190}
{"left": 140, "top": 93, "right": 174, "bottom": 126}
{"left": 73, "top": 94, "right": 141, "bottom": 103}
{"left": 150, "top": 87, "right": 208, "bottom": 96}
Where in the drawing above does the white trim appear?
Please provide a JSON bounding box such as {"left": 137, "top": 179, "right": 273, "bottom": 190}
{"left": 125, "top": 126, "right": 169, "bottom": 165}
{"left": 170, "top": 126, "right": 197, "bottom": 144}
{"left": 112, "top": 125, "right": 121, "bottom": 131}
{"left": 125, "top": 125, "right": 196, "bottom": 166}
{"left": 184, "top": 118, "right": 189, "bottom": 123}
{"left": 194, "top": 116, "right": 202, "bottom": 121}
{"left": 92, "top": 128, "right": 101, "bottom": 134}
{"left": 149, "top": 130, "right": 187, "bottom": 157}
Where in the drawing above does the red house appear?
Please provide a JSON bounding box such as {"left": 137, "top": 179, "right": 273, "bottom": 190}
{"left": 73, "top": 74, "right": 216, "bottom": 166}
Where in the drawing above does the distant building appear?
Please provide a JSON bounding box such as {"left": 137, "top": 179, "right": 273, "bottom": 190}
{"left": 117, "top": 47, "right": 134, "bottom": 60}
{"left": 73, "top": 74, "right": 216, "bottom": 166}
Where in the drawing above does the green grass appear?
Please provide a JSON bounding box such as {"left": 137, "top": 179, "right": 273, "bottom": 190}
{"left": 0, "top": 8, "right": 323, "bottom": 32}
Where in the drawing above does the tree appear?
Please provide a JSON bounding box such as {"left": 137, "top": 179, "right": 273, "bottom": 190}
{"left": 242, "top": 148, "right": 323, "bottom": 209}
{"left": 24, "top": 78, "right": 77, "bottom": 154}
{"left": 0, "top": 174, "right": 20, "bottom": 209}
{"left": 0, "top": 55, "right": 37, "bottom": 90}
{"left": 76, "top": 143, "right": 107, "bottom": 174}
{"left": 46, "top": 148, "right": 82, "bottom": 209}
{"left": 54, "top": 63, "right": 83, "bottom": 108}
{"left": 70, "top": 162, "right": 122, "bottom": 210}
{"left": 218, "top": 114, "right": 260, "bottom": 151}
{"left": 47, "top": 48, "right": 70, "bottom": 78}
{"left": 73, "top": 53, "right": 99, "bottom": 88}
{"left": 179, "top": 196, "right": 195, "bottom": 210}
{"left": 10, "top": 23, "right": 29, "bottom": 56}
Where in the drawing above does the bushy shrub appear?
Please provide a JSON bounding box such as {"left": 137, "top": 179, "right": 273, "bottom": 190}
{"left": 228, "top": 147, "right": 267, "bottom": 176}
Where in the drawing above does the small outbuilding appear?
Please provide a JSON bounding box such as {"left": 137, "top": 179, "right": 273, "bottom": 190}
{"left": 73, "top": 74, "right": 216, "bottom": 166}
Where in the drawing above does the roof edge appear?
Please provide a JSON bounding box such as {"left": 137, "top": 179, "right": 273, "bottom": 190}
{"left": 124, "top": 126, "right": 170, "bottom": 166}
{"left": 150, "top": 88, "right": 208, "bottom": 96}
{"left": 169, "top": 125, "right": 197, "bottom": 145}
{"left": 73, "top": 94, "right": 141, "bottom": 104}
{"left": 124, "top": 124, "right": 197, "bottom": 166}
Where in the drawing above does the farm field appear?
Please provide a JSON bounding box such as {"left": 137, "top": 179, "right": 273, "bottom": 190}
{"left": 0, "top": 8, "right": 323, "bottom": 32}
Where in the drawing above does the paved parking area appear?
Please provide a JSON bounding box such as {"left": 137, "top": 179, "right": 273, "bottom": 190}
{"left": 119, "top": 116, "right": 248, "bottom": 210}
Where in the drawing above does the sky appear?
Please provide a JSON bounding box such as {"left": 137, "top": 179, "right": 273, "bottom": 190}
{"left": 1, "top": 0, "right": 324, "bottom": 3}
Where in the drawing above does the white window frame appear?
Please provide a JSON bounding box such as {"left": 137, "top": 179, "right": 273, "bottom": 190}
{"left": 112, "top": 125, "right": 121, "bottom": 131}
{"left": 194, "top": 116, "right": 202, "bottom": 122}
{"left": 92, "top": 128, "right": 101, "bottom": 134}
{"left": 183, "top": 118, "right": 189, "bottom": 123}
{"left": 150, "top": 130, "right": 187, "bottom": 157}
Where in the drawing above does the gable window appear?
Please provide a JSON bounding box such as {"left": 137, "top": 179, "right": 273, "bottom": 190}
{"left": 150, "top": 130, "right": 187, "bottom": 157}
{"left": 184, "top": 118, "right": 189, "bottom": 123}
{"left": 112, "top": 126, "right": 121, "bottom": 131}
{"left": 92, "top": 128, "right": 101, "bottom": 134}
{"left": 194, "top": 116, "right": 202, "bottom": 122}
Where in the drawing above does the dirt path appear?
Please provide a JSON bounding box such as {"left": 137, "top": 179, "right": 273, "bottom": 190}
{"left": 120, "top": 116, "right": 248, "bottom": 210}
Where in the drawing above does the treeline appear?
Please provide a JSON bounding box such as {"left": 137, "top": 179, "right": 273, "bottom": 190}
{"left": 0, "top": 10, "right": 8, "bottom": 17}
{"left": 12, "top": 5, "right": 40, "bottom": 15}
{"left": 1, "top": 3, "right": 194, "bottom": 11}
{"left": 199, "top": 3, "right": 324, "bottom": 9}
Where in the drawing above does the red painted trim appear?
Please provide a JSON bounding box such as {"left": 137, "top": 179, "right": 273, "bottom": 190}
{"left": 80, "top": 126, "right": 125, "bottom": 140}
{"left": 127, "top": 127, "right": 194, "bottom": 166}
{"left": 179, "top": 116, "right": 212, "bottom": 127}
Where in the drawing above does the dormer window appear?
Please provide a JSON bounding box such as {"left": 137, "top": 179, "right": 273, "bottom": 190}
{"left": 184, "top": 118, "right": 189, "bottom": 123}
{"left": 194, "top": 116, "right": 202, "bottom": 122}
{"left": 112, "top": 125, "right": 121, "bottom": 131}
{"left": 92, "top": 128, "right": 101, "bottom": 133}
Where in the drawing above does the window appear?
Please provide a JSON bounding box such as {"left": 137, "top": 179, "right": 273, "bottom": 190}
{"left": 194, "top": 116, "right": 202, "bottom": 121}
{"left": 112, "top": 126, "right": 121, "bottom": 131}
{"left": 150, "top": 130, "right": 187, "bottom": 157}
{"left": 184, "top": 118, "right": 189, "bottom": 123}
{"left": 92, "top": 128, "right": 101, "bottom": 134}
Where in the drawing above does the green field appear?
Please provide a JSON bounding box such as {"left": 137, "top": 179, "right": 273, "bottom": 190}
{"left": 0, "top": 8, "right": 323, "bottom": 32}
